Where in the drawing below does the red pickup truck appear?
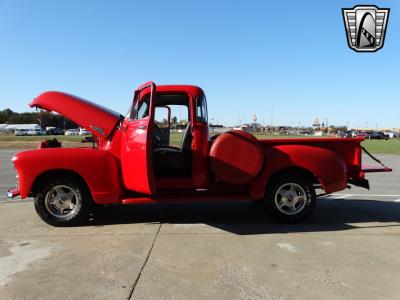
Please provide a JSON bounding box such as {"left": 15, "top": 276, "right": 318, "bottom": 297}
{"left": 7, "top": 82, "right": 391, "bottom": 226}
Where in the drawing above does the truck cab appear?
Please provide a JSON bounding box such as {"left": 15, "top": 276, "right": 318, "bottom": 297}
{"left": 118, "top": 82, "right": 210, "bottom": 195}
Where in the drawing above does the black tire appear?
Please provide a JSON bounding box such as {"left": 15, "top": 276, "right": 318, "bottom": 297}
{"left": 264, "top": 173, "right": 316, "bottom": 223}
{"left": 34, "top": 176, "right": 91, "bottom": 226}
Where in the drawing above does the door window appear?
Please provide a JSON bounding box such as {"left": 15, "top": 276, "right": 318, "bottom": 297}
{"left": 130, "top": 97, "right": 149, "bottom": 120}
{"left": 137, "top": 101, "right": 149, "bottom": 119}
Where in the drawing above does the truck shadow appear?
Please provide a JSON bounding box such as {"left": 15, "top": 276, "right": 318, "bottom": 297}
{"left": 89, "top": 198, "right": 400, "bottom": 235}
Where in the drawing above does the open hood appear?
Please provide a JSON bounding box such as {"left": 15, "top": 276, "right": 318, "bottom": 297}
{"left": 30, "top": 91, "right": 122, "bottom": 138}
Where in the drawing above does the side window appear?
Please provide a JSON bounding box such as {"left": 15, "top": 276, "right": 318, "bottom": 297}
{"left": 196, "top": 95, "right": 208, "bottom": 123}
{"left": 130, "top": 96, "right": 149, "bottom": 120}
{"left": 137, "top": 101, "right": 149, "bottom": 119}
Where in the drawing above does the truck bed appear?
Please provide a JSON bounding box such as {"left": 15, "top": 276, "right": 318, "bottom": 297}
{"left": 258, "top": 137, "right": 391, "bottom": 174}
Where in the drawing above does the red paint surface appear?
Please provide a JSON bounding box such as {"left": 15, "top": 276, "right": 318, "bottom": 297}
{"left": 13, "top": 148, "right": 122, "bottom": 204}
{"left": 121, "top": 81, "right": 156, "bottom": 194}
{"left": 121, "top": 117, "right": 155, "bottom": 194}
{"left": 30, "top": 91, "right": 120, "bottom": 138}
{"left": 210, "top": 130, "right": 264, "bottom": 184}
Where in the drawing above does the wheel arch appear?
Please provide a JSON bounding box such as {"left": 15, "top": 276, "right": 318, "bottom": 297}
{"left": 249, "top": 144, "right": 348, "bottom": 199}
{"left": 266, "top": 166, "right": 319, "bottom": 189}
{"left": 30, "top": 169, "right": 93, "bottom": 200}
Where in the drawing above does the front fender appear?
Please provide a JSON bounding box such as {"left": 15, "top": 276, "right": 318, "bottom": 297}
{"left": 250, "top": 145, "right": 347, "bottom": 199}
{"left": 13, "top": 148, "right": 122, "bottom": 204}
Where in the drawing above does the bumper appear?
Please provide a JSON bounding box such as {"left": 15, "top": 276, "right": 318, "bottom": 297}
{"left": 348, "top": 178, "right": 370, "bottom": 189}
{"left": 6, "top": 188, "right": 20, "bottom": 198}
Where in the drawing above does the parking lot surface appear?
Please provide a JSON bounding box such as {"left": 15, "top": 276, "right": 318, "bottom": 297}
{"left": 0, "top": 150, "right": 399, "bottom": 299}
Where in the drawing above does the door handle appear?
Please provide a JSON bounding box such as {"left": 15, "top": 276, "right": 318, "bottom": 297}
{"left": 138, "top": 125, "right": 147, "bottom": 129}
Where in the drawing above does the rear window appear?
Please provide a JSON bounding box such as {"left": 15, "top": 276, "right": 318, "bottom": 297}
{"left": 196, "top": 94, "right": 208, "bottom": 123}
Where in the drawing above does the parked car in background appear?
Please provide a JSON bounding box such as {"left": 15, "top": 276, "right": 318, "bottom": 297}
{"left": 45, "top": 127, "right": 64, "bottom": 135}
{"left": 314, "top": 131, "right": 323, "bottom": 136}
{"left": 65, "top": 128, "right": 80, "bottom": 135}
{"left": 79, "top": 128, "right": 90, "bottom": 135}
{"left": 26, "top": 128, "right": 46, "bottom": 136}
{"left": 338, "top": 131, "right": 353, "bottom": 138}
{"left": 386, "top": 131, "right": 399, "bottom": 139}
{"left": 355, "top": 132, "right": 369, "bottom": 139}
{"left": 15, "top": 129, "right": 29, "bottom": 136}
{"left": 369, "top": 131, "right": 389, "bottom": 140}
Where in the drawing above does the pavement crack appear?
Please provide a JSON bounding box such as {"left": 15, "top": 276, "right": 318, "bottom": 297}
{"left": 127, "top": 222, "right": 162, "bottom": 299}
{"left": 127, "top": 205, "right": 169, "bottom": 299}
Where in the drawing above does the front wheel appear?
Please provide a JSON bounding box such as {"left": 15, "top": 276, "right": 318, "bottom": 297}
{"left": 265, "top": 173, "right": 316, "bottom": 223}
{"left": 34, "top": 177, "right": 91, "bottom": 226}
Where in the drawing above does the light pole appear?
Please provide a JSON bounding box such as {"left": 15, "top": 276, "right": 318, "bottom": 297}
{"left": 36, "top": 119, "right": 42, "bottom": 129}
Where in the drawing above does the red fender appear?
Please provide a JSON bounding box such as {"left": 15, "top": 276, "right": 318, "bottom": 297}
{"left": 250, "top": 145, "right": 347, "bottom": 199}
{"left": 13, "top": 148, "right": 122, "bottom": 204}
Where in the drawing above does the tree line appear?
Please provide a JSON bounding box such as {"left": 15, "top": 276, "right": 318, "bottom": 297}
{"left": 0, "top": 109, "right": 77, "bottom": 129}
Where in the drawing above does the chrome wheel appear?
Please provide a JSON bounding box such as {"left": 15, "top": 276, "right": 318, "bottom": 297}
{"left": 274, "top": 182, "right": 307, "bottom": 215}
{"left": 44, "top": 185, "right": 79, "bottom": 218}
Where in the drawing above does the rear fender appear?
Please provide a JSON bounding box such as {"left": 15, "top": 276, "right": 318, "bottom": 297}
{"left": 250, "top": 145, "right": 347, "bottom": 199}
{"left": 13, "top": 148, "right": 122, "bottom": 204}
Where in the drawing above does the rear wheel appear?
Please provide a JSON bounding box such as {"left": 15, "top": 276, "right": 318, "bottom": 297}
{"left": 265, "top": 173, "right": 316, "bottom": 223}
{"left": 34, "top": 177, "right": 91, "bottom": 226}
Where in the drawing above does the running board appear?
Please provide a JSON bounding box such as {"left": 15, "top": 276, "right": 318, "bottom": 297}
{"left": 121, "top": 194, "right": 253, "bottom": 205}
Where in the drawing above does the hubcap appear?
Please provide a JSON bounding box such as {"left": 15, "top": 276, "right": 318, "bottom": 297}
{"left": 274, "top": 183, "right": 307, "bottom": 215}
{"left": 44, "top": 185, "right": 79, "bottom": 218}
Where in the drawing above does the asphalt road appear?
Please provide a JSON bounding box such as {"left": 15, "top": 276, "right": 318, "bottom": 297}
{"left": 0, "top": 149, "right": 399, "bottom": 299}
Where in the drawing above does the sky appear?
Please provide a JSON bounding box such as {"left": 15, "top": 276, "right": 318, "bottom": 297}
{"left": 0, "top": 0, "right": 399, "bottom": 128}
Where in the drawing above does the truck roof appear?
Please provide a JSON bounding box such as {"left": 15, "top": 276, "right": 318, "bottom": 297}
{"left": 155, "top": 85, "right": 204, "bottom": 97}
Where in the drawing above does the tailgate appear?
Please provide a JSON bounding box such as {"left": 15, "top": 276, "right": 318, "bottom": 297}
{"left": 362, "top": 165, "right": 392, "bottom": 173}
{"left": 361, "top": 147, "right": 392, "bottom": 173}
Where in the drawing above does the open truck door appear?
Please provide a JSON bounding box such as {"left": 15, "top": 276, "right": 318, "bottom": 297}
{"left": 121, "top": 81, "right": 157, "bottom": 194}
